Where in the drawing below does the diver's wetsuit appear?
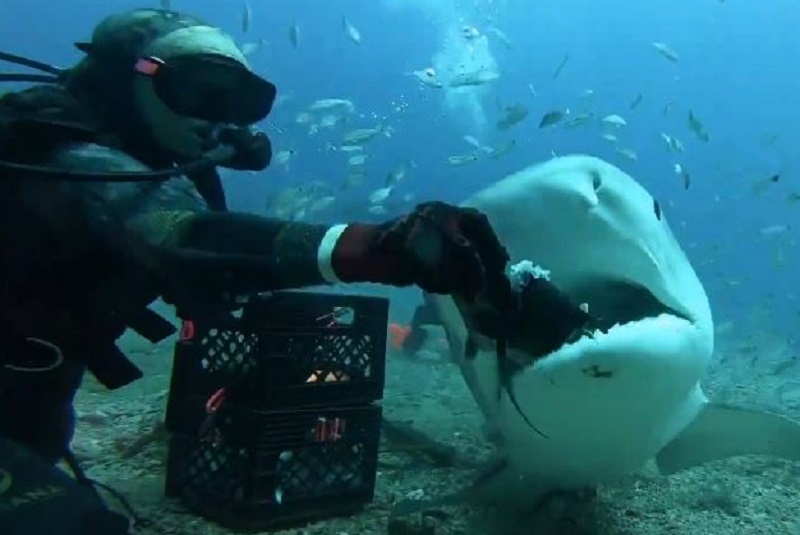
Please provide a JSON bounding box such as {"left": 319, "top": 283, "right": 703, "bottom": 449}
{"left": 0, "top": 85, "right": 341, "bottom": 461}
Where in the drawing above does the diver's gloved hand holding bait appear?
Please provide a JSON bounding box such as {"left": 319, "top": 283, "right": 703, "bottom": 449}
{"left": 446, "top": 259, "right": 592, "bottom": 361}
{"left": 329, "top": 201, "right": 512, "bottom": 302}
{"left": 451, "top": 260, "right": 594, "bottom": 438}
{"left": 215, "top": 126, "right": 272, "bottom": 171}
{"left": 505, "top": 261, "right": 594, "bottom": 358}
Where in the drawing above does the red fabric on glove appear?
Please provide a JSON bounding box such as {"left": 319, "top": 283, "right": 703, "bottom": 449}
{"left": 322, "top": 201, "right": 511, "bottom": 309}
{"left": 330, "top": 223, "right": 409, "bottom": 285}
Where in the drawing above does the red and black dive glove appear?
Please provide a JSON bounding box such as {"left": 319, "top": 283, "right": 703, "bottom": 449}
{"left": 328, "top": 201, "right": 512, "bottom": 307}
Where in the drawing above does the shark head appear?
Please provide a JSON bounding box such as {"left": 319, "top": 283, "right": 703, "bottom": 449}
{"left": 431, "top": 155, "right": 715, "bottom": 487}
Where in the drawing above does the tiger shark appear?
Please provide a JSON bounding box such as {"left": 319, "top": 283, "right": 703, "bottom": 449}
{"left": 424, "top": 155, "right": 800, "bottom": 504}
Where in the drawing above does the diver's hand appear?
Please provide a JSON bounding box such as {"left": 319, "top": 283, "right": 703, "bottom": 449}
{"left": 330, "top": 201, "right": 512, "bottom": 301}
{"left": 216, "top": 126, "right": 272, "bottom": 171}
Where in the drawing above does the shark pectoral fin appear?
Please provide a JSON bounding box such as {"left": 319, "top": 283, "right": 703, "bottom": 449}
{"left": 655, "top": 403, "right": 800, "bottom": 476}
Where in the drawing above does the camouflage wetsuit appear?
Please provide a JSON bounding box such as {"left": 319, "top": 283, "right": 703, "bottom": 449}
{"left": 0, "top": 83, "right": 344, "bottom": 461}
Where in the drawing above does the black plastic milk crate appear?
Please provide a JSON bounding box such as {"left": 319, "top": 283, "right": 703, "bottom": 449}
{"left": 165, "top": 403, "right": 382, "bottom": 531}
{"left": 167, "top": 291, "right": 389, "bottom": 423}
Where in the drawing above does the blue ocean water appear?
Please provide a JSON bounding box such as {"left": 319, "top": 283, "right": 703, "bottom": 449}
{"left": 3, "top": 1, "right": 797, "bottom": 330}
{"left": 3, "top": 2, "right": 800, "bottom": 530}
{"left": 2, "top": 0, "right": 797, "bottom": 359}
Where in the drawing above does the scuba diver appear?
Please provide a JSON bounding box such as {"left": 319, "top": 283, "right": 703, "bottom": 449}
{"left": 0, "top": 5, "right": 517, "bottom": 490}
{"left": 0, "top": 9, "right": 594, "bottom": 533}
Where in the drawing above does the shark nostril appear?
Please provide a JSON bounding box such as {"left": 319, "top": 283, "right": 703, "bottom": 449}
{"left": 591, "top": 171, "right": 602, "bottom": 191}
{"left": 653, "top": 198, "right": 662, "bottom": 220}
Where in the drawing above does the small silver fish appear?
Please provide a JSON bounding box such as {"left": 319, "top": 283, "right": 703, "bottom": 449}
{"left": 448, "top": 70, "right": 500, "bottom": 88}
{"left": 660, "top": 132, "right": 684, "bottom": 153}
{"left": 462, "top": 135, "right": 482, "bottom": 149}
{"left": 307, "top": 98, "right": 355, "bottom": 113}
{"left": 342, "top": 16, "right": 361, "bottom": 45}
{"left": 274, "top": 149, "right": 296, "bottom": 167}
{"left": 242, "top": 1, "right": 252, "bottom": 33}
{"left": 538, "top": 108, "right": 568, "bottom": 128}
{"left": 410, "top": 68, "right": 443, "bottom": 88}
{"left": 448, "top": 153, "right": 479, "bottom": 166}
{"left": 326, "top": 142, "right": 363, "bottom": 153}
{"left": 347, "top": 154, "right": 368, "bottom": 166}
{"left": 369, "top": 186, "right": 393, "bottom": 204}
{"left": 338, "top": 145, "right": 363, "bottom": 153}
{"left": 601, "top": 114, "right": 627, "bottom": 127}
{"left": 368, "top": 204, "right": 388, "bottom": 215}
{"left": 688, "top": 111, "right": 710, "bottom": 142}
{"left": 318, "top": 113, "right": 344, "bottom": 128}
{"left": 487, "top": 26, "right": 511, "bottom": 49}
{"left": 614, "top": 147, "right": 638, "bottom": 161}
{"left": 342, "top": 125, "right": 388, "bottom": 145}
{"left": 496, "top": 104, "right": 528, "bottom": 131}
{"left": 552, "top": 54, "right": 569, "bottom": 79}
{"left": 652, "top": 42, "right": 679, "bottom": 62}
{"left": 289, "top": 19, "right": 300, "bottom": 48}
{"left": 487, "top": 140, "right": 516, "bottom": 159}
{"left": 385, "top": 160, "right": 416, "bottom": 187}
{"left": 759, "top": 224, "right": 790, "bottom": 236}
{"left": 674, "top": 163, "right": 691, "bottom": 190}
{"left": 563, "top": 112, "right": 594, "bottom": 129}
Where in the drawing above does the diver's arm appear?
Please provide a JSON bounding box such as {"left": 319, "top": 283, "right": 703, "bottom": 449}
{"left": 5, "top": 143, "right": 510, "bottom": 312}
{"left": 125, "top": 209, "right": 355, "bottom": 295}
{"left": 127, "top": 201, "right": 453, "bottom": 299}
{"left": 7, "top": 138, "right": 495, "bottom": 307}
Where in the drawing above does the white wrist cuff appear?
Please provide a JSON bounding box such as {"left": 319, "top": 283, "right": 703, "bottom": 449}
{"left": 317, "top": 224, "right": 348, "bottom": 283}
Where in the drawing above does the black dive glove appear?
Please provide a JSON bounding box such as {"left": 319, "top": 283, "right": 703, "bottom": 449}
{"left": 216, "top": 126, "right": 272, "bottom": 171}
{"left": 330, "top": 201, "right": 513, "bottom": 308}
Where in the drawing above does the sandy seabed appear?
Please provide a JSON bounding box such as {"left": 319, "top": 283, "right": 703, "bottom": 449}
{"left": 70, "top": 328, "right": 800, "bottom": 535}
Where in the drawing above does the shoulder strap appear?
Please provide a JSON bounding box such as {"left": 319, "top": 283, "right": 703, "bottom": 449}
{"left": 0, "top": 86, "right": 102, "bottom": 160}
{"left": 0, "top": 85, "right": 93, "bottom": 125}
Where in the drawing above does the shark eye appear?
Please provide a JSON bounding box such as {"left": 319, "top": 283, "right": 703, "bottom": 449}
{"left": 653, "top": 198, "right": 662, "bottom": 220}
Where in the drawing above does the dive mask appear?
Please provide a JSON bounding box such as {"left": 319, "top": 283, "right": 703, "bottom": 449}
{"left": 134, "top": 54, "right": 277, "bottom": 126}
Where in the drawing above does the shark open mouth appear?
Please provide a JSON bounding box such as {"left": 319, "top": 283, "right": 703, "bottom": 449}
{"left": 494, "top": 275, "right": 697, "bottom": 439}
{"left": 566, "top": 278, "right": 693, "bottom": 339}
